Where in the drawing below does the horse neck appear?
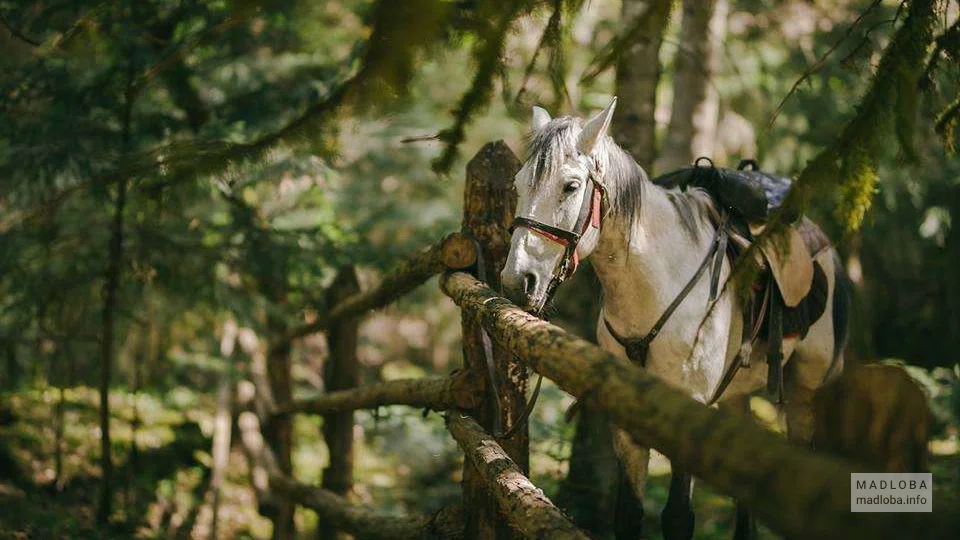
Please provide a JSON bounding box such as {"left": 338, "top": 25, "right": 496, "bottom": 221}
{"left": 591, "top": 179, "right": 717, "bottom": 336}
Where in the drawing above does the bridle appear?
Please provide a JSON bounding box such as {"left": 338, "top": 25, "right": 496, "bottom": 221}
{"left": 509, "top": 165, "right": 605, "bottom": 304}
{"left": 497, "top": 160, "right": 603, "bottom": 439}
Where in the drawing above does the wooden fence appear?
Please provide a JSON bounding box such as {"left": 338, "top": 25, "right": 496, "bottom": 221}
{"left": 235, "top": 141, "right": 960, "bottom": 540}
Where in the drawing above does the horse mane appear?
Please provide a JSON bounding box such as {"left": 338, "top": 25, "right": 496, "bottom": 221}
{"left": 526, "top": 116, "right": 718, "bottom": 240}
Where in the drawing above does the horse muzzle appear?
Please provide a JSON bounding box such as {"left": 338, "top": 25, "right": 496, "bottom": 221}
{"left": 500, "top": 268, "right": 546, "bottom": 311}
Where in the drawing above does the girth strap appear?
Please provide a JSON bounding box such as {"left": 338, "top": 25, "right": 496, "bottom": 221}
{"left": 604, "top": 212, "right": 730, "bottom": 366}
{"left": 705, "top": 277, "right": 770, "bottom": 405}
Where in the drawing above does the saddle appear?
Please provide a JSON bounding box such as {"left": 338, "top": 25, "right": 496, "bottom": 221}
{"left": 653, "top": 159, "right": 832, "bottom": 402}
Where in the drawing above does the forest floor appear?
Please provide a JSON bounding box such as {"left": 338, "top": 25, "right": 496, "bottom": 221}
{"left": 0, "top": 376, "right": 957, "bottom": 539}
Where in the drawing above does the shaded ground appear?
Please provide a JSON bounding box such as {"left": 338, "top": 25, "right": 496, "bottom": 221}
{"left": 0, "top": 377, "right": 957, "bottom": 539}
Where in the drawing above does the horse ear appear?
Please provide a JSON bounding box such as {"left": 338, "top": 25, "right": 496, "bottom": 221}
{"left": 532, "top": 106, "right": 551, "bottom": 131}
{"left": 577, "top": 97, "right": 617, "bottom": 155}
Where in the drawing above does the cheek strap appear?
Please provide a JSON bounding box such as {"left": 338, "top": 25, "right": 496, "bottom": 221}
{"left": 509, "top": 179, "right": 605, "bottom": 280}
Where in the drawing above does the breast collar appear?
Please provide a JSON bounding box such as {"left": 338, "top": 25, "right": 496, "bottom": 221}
{"left": 509, "top": 166, "right": 605, "bottom": 303}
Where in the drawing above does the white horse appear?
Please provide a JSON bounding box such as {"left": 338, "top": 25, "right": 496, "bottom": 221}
{"left": 501, "top": 98, "right": 850, "bottom": 540}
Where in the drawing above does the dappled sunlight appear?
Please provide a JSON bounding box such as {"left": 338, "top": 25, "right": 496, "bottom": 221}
{"left": 2, "top": 0, "right": 959, "bottom": 538}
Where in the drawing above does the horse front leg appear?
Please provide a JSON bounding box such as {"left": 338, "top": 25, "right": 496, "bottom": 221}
{"left": 613, "top": 428, "right": 648, "bottom": 539}
{"left": 661, "top": 466, "right": 695, "bottom": 540}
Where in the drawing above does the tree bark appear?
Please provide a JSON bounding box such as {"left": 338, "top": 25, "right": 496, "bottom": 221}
{"left": 613, "top": 0, "right": 673, "bottom": 169}
{"left": 265, "top": 316, "right": 295, "bottom": 540}
{"left": 658, "top": 0, "right": 729, "bottom": 171}
{"left": 447, "top": 412, "right": 589, "bottom": 540}
{"left": 947, "top": 184, "right": 960, "bottom": 356}
{"left": 210, "top": 376, "right": 234, "bottom": 540}
{"left": 440, "top": 271, "right": 960, "bottom": 540}
{"left": 211, "top": 320, "right": 237, "bottom": 540}
{"left": 459, "top": 141, "right": 524, "bottom": 539}
{"left": 318, "top": 266, "right": 362, "bottom": 540}
{"left": 279, "top": 374, "right": 478, "bottom": 416}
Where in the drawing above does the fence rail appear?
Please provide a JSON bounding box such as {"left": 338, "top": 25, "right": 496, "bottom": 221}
{"left": 233, "top": 141, "right": 959, "bottom": 540}
{"left": 273, "top": 373, "right": 478, "bottom": 416}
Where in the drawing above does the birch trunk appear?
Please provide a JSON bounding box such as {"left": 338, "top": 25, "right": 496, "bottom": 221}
{"left": 658, "top": 0, "right": 729, "bottom": 171}
{"left": 613, "top": 0, "right": 673, "bottom": 169}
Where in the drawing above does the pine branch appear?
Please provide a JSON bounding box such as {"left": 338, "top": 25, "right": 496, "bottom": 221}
{"left": 935, "top": 95, "right": 960, "bottom": 154}
{"left": 0, "top": 14, "right": 43, "bottom": 46}
{"left": 690, "top": 0, "right": 941, "bottom": 338}
{"left": 514, "top": 1, "right": 564, "bottom": 107}
{"left": 432, "top": 0, "right": 528, "bottom": 174}
{"left": 579, "top": 0, "right": 667, "bottom": 85}
{"left": 766, "top": 0, "right": 885, "bottom": 130}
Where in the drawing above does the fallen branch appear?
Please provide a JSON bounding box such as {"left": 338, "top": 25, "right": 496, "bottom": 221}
{"left": 446, "top": 412, "right": 589, "bottom": 540}
{"left": 275, "top": 373, "right": 479, "bottom": 416}
{"left": 275, "top": 233, "right": 474, "bottom": 350}
{"left": 440, "top": 271, "right": 960, "bottom": 540}
{"left": 237, "top": 410, "right": 464, "bottom": 539}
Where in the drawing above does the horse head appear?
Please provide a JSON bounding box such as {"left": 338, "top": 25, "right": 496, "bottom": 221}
{"left": 501, "top": 98, "right": 618, "bottom": 311}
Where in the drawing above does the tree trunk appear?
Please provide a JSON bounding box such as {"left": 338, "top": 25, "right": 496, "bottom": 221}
{"left": 3, "top": 341, "right": 19, "bottom": 390}
{"left": 318, "top": 266, "right": 361, "bottom": 540}
{"left": 53, "top": 349, "right": 66, "bottom": 492}
{"left": 97, "top": 173, "right": 126, "bottom": 524}
{"left": 210, "top": 376, "right": 234, "bottom": 539}
{"left": 613, "top": 0, "right": 673, "bottom": 169}
{"left": 947, "top": 185, "right": 960, "bottom": 358}
{"left": 265, "top": 318, "right": 295, "bottom": 540}
{"left": 658, "top": 0, "right": 729, "bottom": 171}
{"left": 97, "top": 58, "right": 136, "bottom": 525}
{"left": 459, "top": 141, "right": 524, "bottom": 539}
{"left": 211, "top": 319, "right": 237, "bottom": 540}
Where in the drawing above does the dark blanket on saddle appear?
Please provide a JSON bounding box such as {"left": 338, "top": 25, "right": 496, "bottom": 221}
{"left": 654, "top": 162, "right": 796, "bottom": 222}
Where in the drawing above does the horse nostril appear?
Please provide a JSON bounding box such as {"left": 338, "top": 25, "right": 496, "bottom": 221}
{"left": 523, "top": 273, "right": 537, "bottom": 295}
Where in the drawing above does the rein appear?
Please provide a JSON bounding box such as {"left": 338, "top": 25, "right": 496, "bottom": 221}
{"left": 498, "top": 166, "right": 604, "bottom": 439}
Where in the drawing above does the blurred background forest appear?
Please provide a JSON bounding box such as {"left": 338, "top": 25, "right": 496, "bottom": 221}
{"left": 0, "top": 0, "right": 959, "bottom": 538}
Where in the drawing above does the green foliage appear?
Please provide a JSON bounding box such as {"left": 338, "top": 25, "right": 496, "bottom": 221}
{"left": 790, "top": 0, "right": 937, "bottom": 234}
{"left": 2, "top": 0, "right": 960, "bottom": 536}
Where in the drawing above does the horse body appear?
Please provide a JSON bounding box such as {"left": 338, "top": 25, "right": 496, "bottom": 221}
{"left": 502, "top": 99, "right": 849, "bottom": 539}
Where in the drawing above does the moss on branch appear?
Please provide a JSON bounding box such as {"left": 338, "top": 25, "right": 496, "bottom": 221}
{"left": 446, "top": 412, "right": 590, "bottom": 539}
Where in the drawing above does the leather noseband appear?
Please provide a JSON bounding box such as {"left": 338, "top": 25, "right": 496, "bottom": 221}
{"left": 509, "top": 173, "right": 604, "bottom": 302}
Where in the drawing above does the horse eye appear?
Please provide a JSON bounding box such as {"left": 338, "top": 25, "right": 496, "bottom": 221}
{"left": 563, "top": 181, "right": 581, "bottom": 194}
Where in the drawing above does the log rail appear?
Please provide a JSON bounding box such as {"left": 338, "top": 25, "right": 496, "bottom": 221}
{"left": 440, "top": 271, "right": 960, "bottom": 540}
